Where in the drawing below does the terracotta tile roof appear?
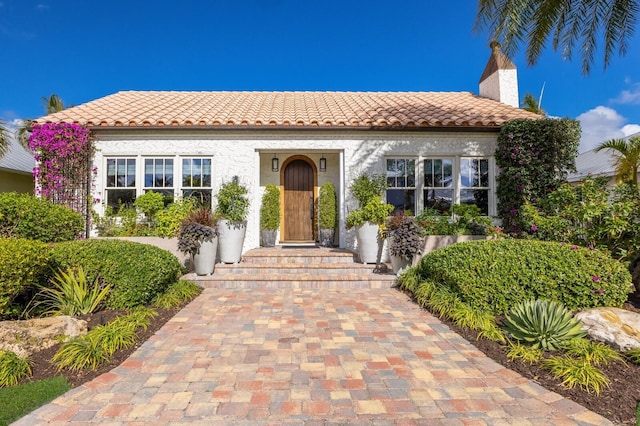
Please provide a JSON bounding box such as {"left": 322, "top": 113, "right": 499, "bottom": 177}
{"left": 35, "top": 91, "right": 539, "bottom": 129}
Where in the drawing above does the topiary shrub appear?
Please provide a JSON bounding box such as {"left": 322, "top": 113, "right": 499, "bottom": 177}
{"left": 0, "top": 193, "right": 84, "bottom": 242}
{"left": 414, "top": 239, "right": 631, "bottom": 314}
{"left": 50, "top": 239, "right": 181, "bottom": 309}
{"left": 0, "top": 238, "right": 51, "bottom": 316}
{"left": 260, "top": 185, "right": 280, "bottom": 231}
{"left": 319, "top": 182, "right": 337, "bottom": 230}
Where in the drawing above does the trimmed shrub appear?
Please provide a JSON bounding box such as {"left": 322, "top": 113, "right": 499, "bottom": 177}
{"left": 0, "top": 193, "right": 84, "bottom": 242}
{"left": 414, "top": 239, "right": 631, "bottom": 314}
{"left": 50, "top": 239, "right": 181, "bottom": 308}
{"left": 0, "top": 238, "right": 51, "bottom": 316}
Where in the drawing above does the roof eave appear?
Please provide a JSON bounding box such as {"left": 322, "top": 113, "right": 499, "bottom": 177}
{"left": 83, "top": 124, "right": 502, "bottom": 133}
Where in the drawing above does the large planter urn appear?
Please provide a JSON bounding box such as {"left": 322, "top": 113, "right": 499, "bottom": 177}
{"left": 218, "top": 220, "right": 247, "bottom": 263}
{"left": 389, "top": 254, "right": 412, "bottom": 275}
{"left": 193, "top": 236, "right": 218, "bottom": 276}
{"left": 355, "top": 222, "right": 382, "bottom": 264}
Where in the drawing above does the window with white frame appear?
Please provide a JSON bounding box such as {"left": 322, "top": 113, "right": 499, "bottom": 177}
{"left": 386, "top": 158, "right": 416, "bottom": 214}
{"left": 460, "top": 158, "right": 490, "bottom": 215}
{"left": 105, "top": 158, "right": 136, "bottom": 209}
{"left": 144, "top": 158, "right": 174, "bottom": 204}
{"left": 181, "top": 158, "right": 212, "bottom": 206}
{"left": 424, "top": 158, "right": 454, "bottom": 214}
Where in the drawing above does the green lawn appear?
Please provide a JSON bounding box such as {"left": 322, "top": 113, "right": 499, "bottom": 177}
{"left": 0, "top": 377, "right": 70, "bottom": 425}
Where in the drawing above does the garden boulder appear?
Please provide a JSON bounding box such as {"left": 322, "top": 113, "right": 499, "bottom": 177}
{"left": 0, "top": 315, "right": 87, "bottom": 357}
{"left": 575, "top": 307, "right": 640, "bottom": 351}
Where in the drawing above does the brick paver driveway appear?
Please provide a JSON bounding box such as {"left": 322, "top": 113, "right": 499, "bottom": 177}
{"left": 15, "top": 287, "right": 611, "bottom": 425}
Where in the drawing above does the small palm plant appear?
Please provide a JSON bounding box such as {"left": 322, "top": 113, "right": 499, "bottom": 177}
{"left": 502, "top": 299, "right": 587, "bottom": 351}
{"left": 30, "top": 266, "right": 110, "bottom": 316}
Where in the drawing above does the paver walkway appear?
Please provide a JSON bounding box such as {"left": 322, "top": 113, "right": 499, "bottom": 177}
{"left": 15, "top": 287, "right": 611, "bottom": 425}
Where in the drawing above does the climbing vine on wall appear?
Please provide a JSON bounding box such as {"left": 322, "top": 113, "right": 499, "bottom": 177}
{"left": 495, "top": 118, "right": 580, "bottom": 235}
{"left": 29, "top": 123, "right": 94, "bottom": 236}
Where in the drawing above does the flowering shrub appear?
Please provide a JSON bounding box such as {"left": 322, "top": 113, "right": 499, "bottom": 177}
{"left": 412, "top": 239, "right": 631, "bottom": 314}
{"left": 520, "top": 178, "right": 640, "bottom": 260}
{"left": 495, "top": 118, "right": 580, "bottom": 235}
{"left": 29, "top": 123, "right": 94, "bottom": 235}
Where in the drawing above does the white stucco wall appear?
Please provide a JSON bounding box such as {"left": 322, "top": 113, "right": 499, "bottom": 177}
{"left": 479, "top": 68, "right": 519, "bottom": 108}
{"left": 91, "top": 129, "right": 499, "bottom": 254}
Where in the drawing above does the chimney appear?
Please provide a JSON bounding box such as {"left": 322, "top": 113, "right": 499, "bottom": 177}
{"left": 479, "top": 41, "right": 519, "bottom": 108}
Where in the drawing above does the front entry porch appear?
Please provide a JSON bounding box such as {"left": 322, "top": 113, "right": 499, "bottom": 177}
{"left": 258, "top": 150, "right": 344, "bottom": 248}
{"left": 186, "top": 246, "right": 396, "bottom": 288}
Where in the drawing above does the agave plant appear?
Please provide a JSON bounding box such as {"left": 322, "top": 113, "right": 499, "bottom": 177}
{"left": 502, "top": 299, "right": 587, "bottom": 351}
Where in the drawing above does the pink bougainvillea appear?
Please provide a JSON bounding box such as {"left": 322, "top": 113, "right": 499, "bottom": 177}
{"left": 29, "top": 123, "right": 93, "bottom": 201}
{"left": 29, "top": 123, "right": 94, "bottom": 234}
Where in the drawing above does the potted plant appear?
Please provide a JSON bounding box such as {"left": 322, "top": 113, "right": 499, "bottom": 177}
{"left": 385, "top": 213, "right": 423, "bottom": 275}
{"left": 215, "top": 177, "right": 250, "bottom": 263}
{"left": 346, "top": 196, "right": 393, "bottom": 264}
{"left": 177, "top": 207, "right": 219, "bottom": 275}
{"left": 416, "top": 204, "right": 499, "bottom": 256}
{"left": 260, "top": 184, "right": 280, "bottom": 247}
{"left": 346, "top": 173, "right": 392, "bottom": 263}
{"left": 318, "top": 182, "right": 337, "bottom": 247}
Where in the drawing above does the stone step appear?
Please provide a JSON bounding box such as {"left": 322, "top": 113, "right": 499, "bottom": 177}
{"left": 183, "top": 246, "right": 398, "bottom": 289}
{"left": 240, "top": 247, "right": 358, "bottom": 264}
{"left": 213, "top": 262, "right": 388, "bottom": 275}
{"left": 189, "top": 278, "right": 397, "bottom": 289}
{"left": 186, "top": 267, "right": 396, "bottom": 281}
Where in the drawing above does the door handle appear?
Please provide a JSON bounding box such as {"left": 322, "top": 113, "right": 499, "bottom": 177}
{"left": 310, "top": 194, "right": 314, "bottom": 220}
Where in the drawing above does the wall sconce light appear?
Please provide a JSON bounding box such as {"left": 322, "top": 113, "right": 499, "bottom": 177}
{"left": 319, "top": 155, "right": 327, "bottom": 172}
{"left": 272, "top": 154, "right": 279, "bottom": 172}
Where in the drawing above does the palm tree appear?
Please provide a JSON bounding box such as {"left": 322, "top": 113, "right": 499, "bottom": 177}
{"left": 475, "top": 0, "right": 638, "bottom": 74}
{"left": 17, "top": 94, "right": 67, "bottom": 150}
{"left": 596, "top": 136, "right": 640, "bottom": 185}
{"left": 522, "top": 93, "right": 545, "bottom": 115}
{"left": 42, "top": 94, "right": 65, "bottom": 115}
{"left": 0, "top": 122, "right": 8, "bottom": 160}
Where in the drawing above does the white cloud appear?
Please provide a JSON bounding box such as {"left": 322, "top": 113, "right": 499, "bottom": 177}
{"left": 576, "top": 106, "right": 639, "bottom": 152}
{"left": 612, "top": 83, "right": 640, "bottom": 105}
{"left": 36, "top": 3, "right": 49, "bottom": 11}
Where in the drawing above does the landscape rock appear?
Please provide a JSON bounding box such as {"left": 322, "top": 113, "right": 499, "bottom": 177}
{"left": 575, "top": 307, "right": 640, "bottom": 351}
{"left": 0, "top": 316, "right": 88, "bottom": 357}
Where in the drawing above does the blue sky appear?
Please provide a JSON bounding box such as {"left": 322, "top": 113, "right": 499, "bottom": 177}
{"left": 1, "top": 0, "right": 639, "bottom": 152}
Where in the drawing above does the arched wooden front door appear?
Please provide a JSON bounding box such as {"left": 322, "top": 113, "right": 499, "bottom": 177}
{"left": 282, "top": 158, "right": 315, "bottom": 241}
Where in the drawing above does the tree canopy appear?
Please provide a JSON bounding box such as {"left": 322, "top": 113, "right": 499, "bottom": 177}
{"left": 475, "top": 0, "right": 639, "bottom": 74}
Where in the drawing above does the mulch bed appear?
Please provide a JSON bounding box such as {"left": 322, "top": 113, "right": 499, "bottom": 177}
{"left": 18, "top": 294, "right": 640, "bottom": 425}
{"left": 23, "top": 306, "right": 183, "bottom": 388}
{"left": 438, "top": 295, "right": 640, "bottom": 426}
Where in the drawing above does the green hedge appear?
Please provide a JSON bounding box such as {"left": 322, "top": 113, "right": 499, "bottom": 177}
{"left": 50, "top": 239, "right": 182, "bottom": 309}
{"left": 413, "top": 239, "right": 631, "bottom": 314}
{"left": 0, "top": 238, "right": 51, "bottom": 316}
{"left": 0, "top": 193, "right": 84, "bottom": 242}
